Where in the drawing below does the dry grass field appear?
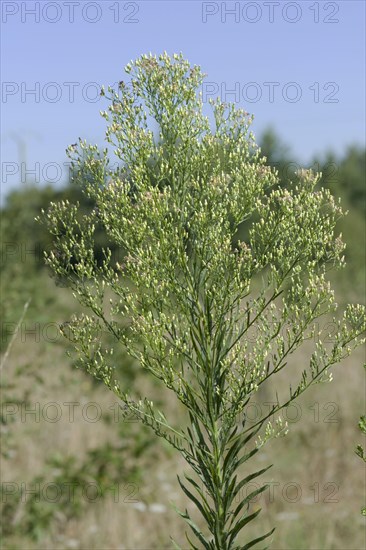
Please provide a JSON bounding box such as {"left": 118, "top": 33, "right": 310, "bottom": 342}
{"left": 1, "top": 270, "right": 365, "bottom": 550}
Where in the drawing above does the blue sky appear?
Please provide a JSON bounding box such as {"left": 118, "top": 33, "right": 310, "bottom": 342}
{"left": 1, "top": 0, "right": 365, "bottom": 197}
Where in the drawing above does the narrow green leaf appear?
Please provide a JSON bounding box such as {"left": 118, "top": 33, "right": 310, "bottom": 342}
{"left": 230, "top": 483, "right": 269, "bottom": 525}
{"left": 242, "top": 527, "right": 276, "bottom": 549}
{"left": 232, "top": 465, "right": 272, "bottom": 503}
{"left": 177, "top": 475, "right": 213, "bottom": 528}
{"left": 228, "top": 508, "right": 262, "bottom": 545}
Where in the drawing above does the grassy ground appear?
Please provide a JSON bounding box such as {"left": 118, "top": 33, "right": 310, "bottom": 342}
{"left": 1, "top": 267, "right": 365, "bottom": 550}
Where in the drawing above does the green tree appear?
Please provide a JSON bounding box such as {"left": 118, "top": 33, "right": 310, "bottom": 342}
{"left": 316, "top": 146, "right": 366, "bottom": 215}
{"left": 312, "top": 147, "right": 366, "bottom": 293}
{"left": 0, "top": 175, "right": 124, "bottom": 350}
{"left": 259, "top": 127, "right": 293, "bottom": 185}
{"left": 39, "top": 53, "right": 365, "bottom": 549}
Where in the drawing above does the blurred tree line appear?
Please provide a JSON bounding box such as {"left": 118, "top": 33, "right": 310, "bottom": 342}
{"left": 260, "top": 129, "right": 365, "bottom": 296}
{"left": 261, "top": 128, "right": 365, "bottom": 215}
{"left": 1, "top": 129, "right": 365, "bottom": 349}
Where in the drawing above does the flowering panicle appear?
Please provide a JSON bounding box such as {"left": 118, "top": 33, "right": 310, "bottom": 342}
{"left": 38, "top": 53, "right": 365, "bottom": 550}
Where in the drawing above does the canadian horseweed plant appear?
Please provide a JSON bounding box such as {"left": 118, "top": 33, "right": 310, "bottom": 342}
{"left": 38, "top": 53, "right": 365, "bottom": 549}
